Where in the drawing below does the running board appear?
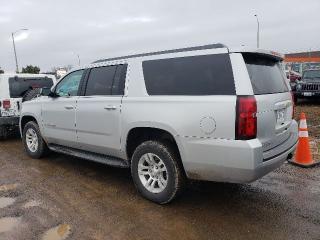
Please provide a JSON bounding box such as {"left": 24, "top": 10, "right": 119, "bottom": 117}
{"left": 48, "top": 144, "right": 129, "bottom": 168}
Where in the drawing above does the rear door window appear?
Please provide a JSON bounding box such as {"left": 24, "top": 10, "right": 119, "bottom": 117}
{"left": 85, "top": 66, "right": 117, "bottom": 96}
{"left": 84, "top": 64, "right": 127, "bottom": 96}
{"left": 243, "top": 53, "right": 288, "bottom": 95}
{"left": 142, "top": 54, "right": 235, "bottom": 95}
{"left": 9, "top": 77, "right": 54, "bottom": 98}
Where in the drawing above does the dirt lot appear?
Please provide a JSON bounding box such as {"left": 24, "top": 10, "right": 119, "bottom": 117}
{"left": 0, "top": 100, "right": 319, "bottom": 240}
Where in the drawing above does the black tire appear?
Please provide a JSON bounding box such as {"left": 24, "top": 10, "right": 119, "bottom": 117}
{"left": 22, "top": 121, "right": 49, "bottom": 158}
{"left": 22, "top": 89, "right": 40, "bottom": 102}
{"left": 0, "top": 126, "right": 8, "bottom": 140}
{"left": 131, "top": 140, "right": 185, "bottom": 204}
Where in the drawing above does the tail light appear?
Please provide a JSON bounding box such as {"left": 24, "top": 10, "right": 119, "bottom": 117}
{"left": 290, "top": 92, "right": 295, "bottom": 119}
{"left": 2, "top": 99, "right": 11, "bottom": 109}
{"left": 235, "top": 96, "right": 257, "bottom": 140}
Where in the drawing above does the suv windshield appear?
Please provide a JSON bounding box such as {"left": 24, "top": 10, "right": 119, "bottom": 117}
{"left": 243, "top": 53, "right": 288, "bottom": 95}
{"left": 9, "top": 77, "right": 54, "bottom": 98}
{"left": 303, "top": 70, "right": 320, "bottom": 80}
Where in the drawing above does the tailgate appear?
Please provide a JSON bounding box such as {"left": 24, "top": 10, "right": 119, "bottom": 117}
{"left": 243, "top": 52, "right": 294, "bottom": 152}
{"left": 255, "top": 93, "right": 293, "bottom": 151}
{"left": 0, "top": 98, "right": 21, "bottom": 117}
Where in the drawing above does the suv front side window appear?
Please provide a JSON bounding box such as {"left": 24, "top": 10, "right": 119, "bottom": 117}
{"left": 55, "top": 70, "right": 84, "bottom": 97}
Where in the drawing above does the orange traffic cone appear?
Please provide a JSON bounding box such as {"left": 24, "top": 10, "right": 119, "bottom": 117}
{"left": 289, "top": 112, "right": 318, "bottom": 168}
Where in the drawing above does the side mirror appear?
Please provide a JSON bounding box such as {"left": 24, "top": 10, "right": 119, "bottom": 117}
{"left": 41, "top": 87, "right": 59, "bottom": 98}
{"left": 48, "top": 91, "right": 59, "bottom": 98}
{"left": 40, "top": 87, "right": 51, "bottom": 96}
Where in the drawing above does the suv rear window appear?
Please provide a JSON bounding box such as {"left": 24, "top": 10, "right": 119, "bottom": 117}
{"left": 243, "top": 53, "right": 288, "bottom": 95}
{"left": 9, "top": 77, "right": 54, "bottom": 98}
{"left": 142, "top": 54, "right": 235, "bottom": 95}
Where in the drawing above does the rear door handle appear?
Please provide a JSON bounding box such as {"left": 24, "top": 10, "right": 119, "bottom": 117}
{"left": 104, "top": 105, "right": 117, "bottom": 110}
{"left": 64, "top": 105, "right": 74, "bottom": 110}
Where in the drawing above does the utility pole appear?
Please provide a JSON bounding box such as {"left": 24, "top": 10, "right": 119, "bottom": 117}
{"left": 11, "top": 33, "right": 19, "bottom": 73}
{"left": 11, "top": 29, "right": 28, "bottom": 73}
{"left": 254, "top": 14, "right": 260, "bottom": 48}
{"left": 77, "top": 54, "right": 81, "bottom": 66}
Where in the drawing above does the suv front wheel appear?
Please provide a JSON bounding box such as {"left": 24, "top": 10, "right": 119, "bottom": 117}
{"left": 22, "top": 121, "right": 49, "bottom": 158}
{"left": 131, "top": 141, "right": 185, "bottom": 204}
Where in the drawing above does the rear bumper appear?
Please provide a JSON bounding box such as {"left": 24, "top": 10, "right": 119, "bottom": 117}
{"left": 181, "top": 120, "right": 298, "bottom": 183}
{"left": 0, "top": 116, "right": 19, "bottom": 126}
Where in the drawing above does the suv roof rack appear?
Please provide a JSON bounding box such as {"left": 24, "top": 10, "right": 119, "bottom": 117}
{"left": 93, "top": 43, "right": 227, "bottom": 63}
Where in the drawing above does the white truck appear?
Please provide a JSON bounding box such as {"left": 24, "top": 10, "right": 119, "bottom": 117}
{"left": 0, "top": 73, "right": 56, "bottom": 139}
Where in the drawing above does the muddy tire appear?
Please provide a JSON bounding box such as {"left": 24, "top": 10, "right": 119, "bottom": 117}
{"left": 131, "top": 141, "right": 185, "bottom": 204}
{"left": 0, "top": 126, "right": 8, "bottom": 140}
{"left": 22, "top": 121, "right": 49, "bottom": 158}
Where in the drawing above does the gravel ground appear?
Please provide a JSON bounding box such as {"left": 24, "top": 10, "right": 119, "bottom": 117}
{"left": 0, "top": 100, "right": 319, "bottom": 240}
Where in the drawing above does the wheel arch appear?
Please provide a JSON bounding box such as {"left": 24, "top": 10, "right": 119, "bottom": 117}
{"left": 20, "top": 114, "right": 42, "bottom": 136}
{"left": 124, "top": 123, "right": 187, "bottom": 175}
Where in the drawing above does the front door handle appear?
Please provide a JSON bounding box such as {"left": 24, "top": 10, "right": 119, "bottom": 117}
{"left": 64, "top": 105, "right": 74, "bottom": 110}
{"left": 104, "top": 105, "right": 117, "bottom": 110}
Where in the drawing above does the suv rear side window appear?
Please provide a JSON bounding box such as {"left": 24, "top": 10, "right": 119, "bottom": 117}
{"left": 9, "top": 77, "right": 54, "bottom": 98}
{"left": 142, "top": 54, "right": 235, "bottom": 95}
{"left": 243, "top": 53, "right": 288, "bottom": 95}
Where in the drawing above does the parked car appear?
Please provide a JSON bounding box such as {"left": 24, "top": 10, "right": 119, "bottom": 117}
{"left": 0, "top": 73, "right": 56, "bottom": 139}
{"left": 295, "top": 69, "right": 320, "bottom": 100}
{"left": 20, "top": 44, "right": 298, "bottom": 204}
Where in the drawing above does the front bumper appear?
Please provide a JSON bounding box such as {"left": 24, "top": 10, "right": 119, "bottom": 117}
{"left": 295, "top": 91, "right": 320, "bottom": 97}
{"left": 0, "top": 116, "right": 20, "bottom": 126}
{"left": 181, "top": 121, "right": 298, "bottom": 183}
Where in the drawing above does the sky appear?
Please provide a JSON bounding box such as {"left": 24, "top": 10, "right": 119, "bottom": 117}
{"left": 0, "top": 0, "right": 319, "bottom": 72}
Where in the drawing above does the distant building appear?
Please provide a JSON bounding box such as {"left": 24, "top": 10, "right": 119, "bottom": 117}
{"left": 55, "top": 68, "right": 67, "bottom": 79}
{"left": 284, "top": 51, "right": 320, "bottom": 73}
{"left": 284, "top": 51, "right": 320, "bottom": 63}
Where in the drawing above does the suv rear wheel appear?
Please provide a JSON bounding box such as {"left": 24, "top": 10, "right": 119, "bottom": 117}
{"left": 22, "top": 121, "right": 49, "bottom": 158}
{"left": 131, "top": 141, "right": 185, "bottom": 204}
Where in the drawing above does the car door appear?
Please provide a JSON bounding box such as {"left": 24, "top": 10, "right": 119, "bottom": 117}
{"left": 41, "top": 70, "right": 85, "bottom": 147}
{"left": 76, "top": 64, "right": 127, "bottom": 157}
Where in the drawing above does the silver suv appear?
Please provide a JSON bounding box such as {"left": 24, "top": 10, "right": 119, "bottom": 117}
{"left": 20, "top": 44, "right": 298, "bottom": 204}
